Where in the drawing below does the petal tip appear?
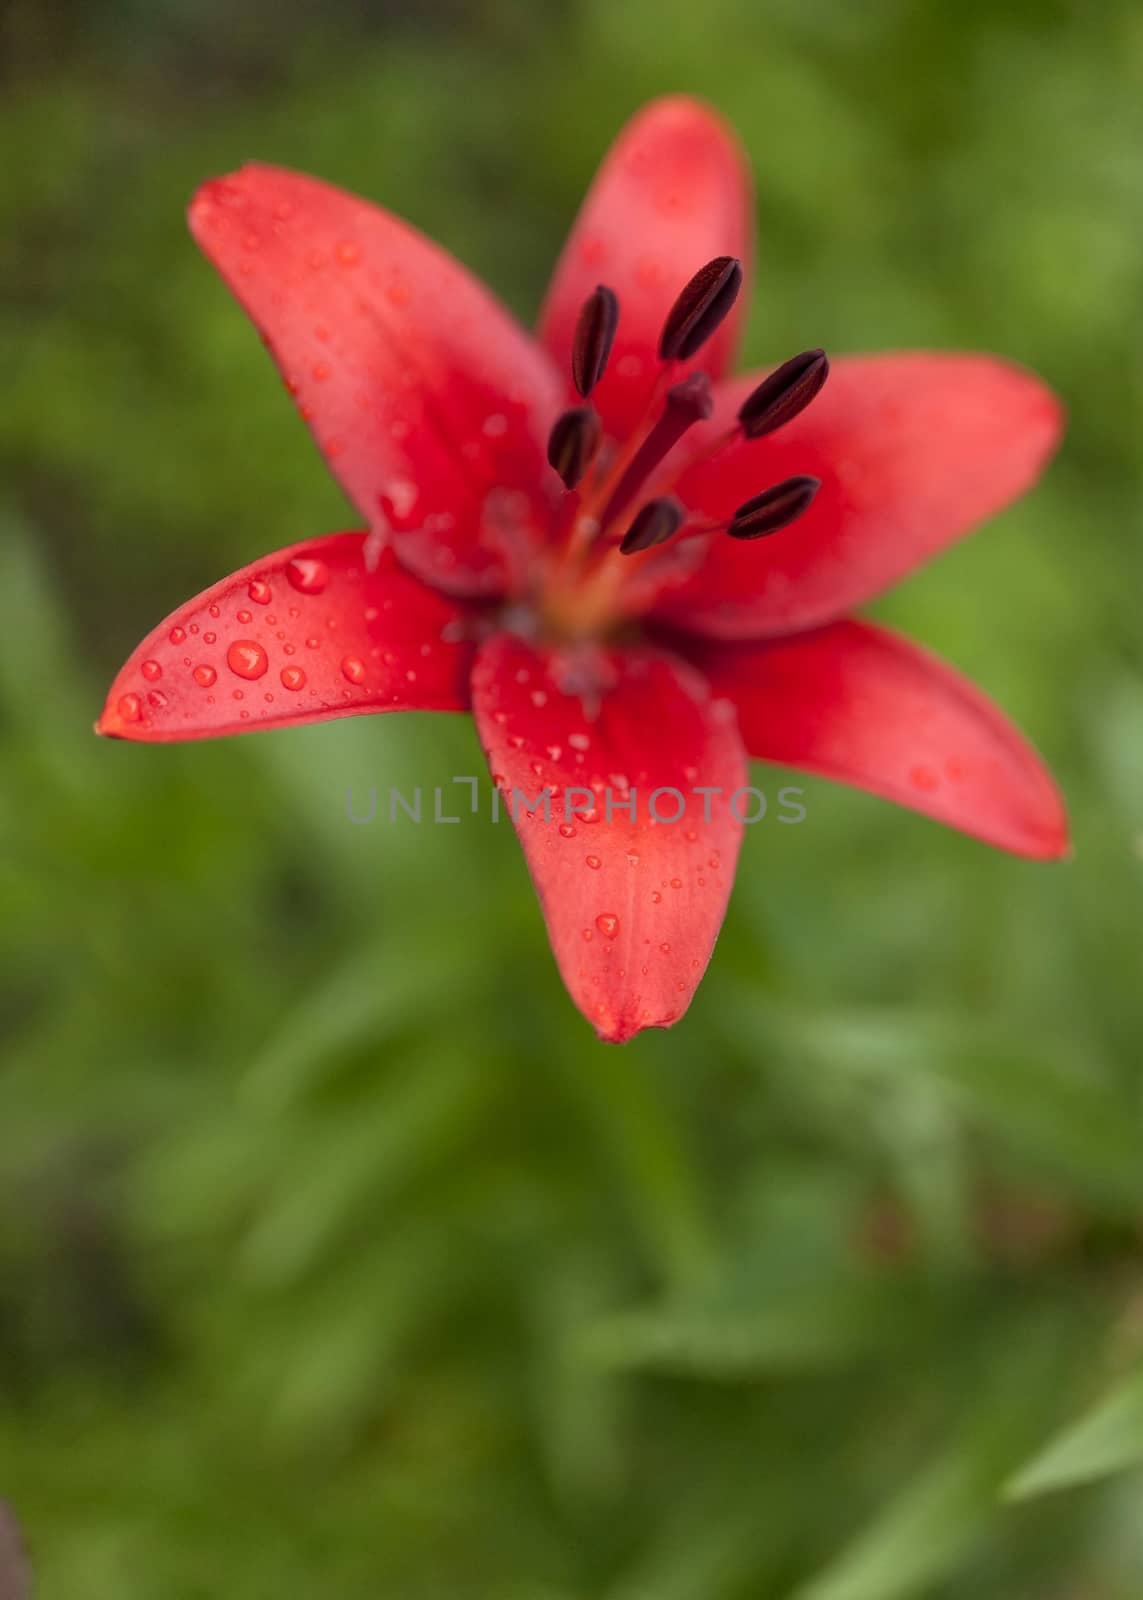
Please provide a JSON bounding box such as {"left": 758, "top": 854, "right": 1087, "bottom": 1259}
{"left": 593, "top": 1010, "right": 681, "bottom": 1045}
{"left": 187, "top": 166, "right": 270, "bottom": 238}
{"left": 1006, "top": 763, "right": 1070, "bottom": 862}
{"left": 1022, "top": 808, "right": 1071, "bottom": 863}
{"left": 95, "top": 697, "right": 151, "bottom": 742}
{"left": 630, "top": 92, "right": 749, "bottom": 150}
{"left": 998, "top": 357, "right": 1067, "bottom": 473}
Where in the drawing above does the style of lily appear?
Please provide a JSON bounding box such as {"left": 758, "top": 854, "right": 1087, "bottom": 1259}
{"left": 98, "top": 96, "right": 1068, "bottom": 1042}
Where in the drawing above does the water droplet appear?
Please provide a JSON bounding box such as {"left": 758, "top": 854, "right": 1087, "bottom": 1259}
{"left": 627, "top": 852, "right": 640, "bottom": 866}
{"left": 558, "top": 823, "right": 577, "bottom": 839}
{"left": 311, "top": 360, "right": 331, "bottom": 381}
{"left": 585, "top": 854, "right": 601, "bottom": 870}
{"left": 203, "top": 631, "right": 217, "bottom": 645}
{"left": 685, "top": 828, "right": 697, "bottom": 842}
{"left": 117, "top": 693, "right": 142, "bottom": 721}
{"left": 286, "top": 557, "right": 329, "bottom": 594}
{"left": 659, "top": 941, "right": 671, "bottom": 953}
{"left": 341, "top": 655, "right": 366, "bottom": 684}
{"left": 146, "top": 689, "right": 167, "bottom": 708}
{"left": 910, "top": 765, "right": 939, "bottom": 792}
{"left": 280, "top": 666, "right": 306, "bottom": 691}
{"left": 651, "top": 891, "right": 662, "bottom": 904}
{"left": 141, "top": 659, "right": 162, "bottom": 682}
{"left": 336, "top": 240, "right": 360, "bottom": 265}
{"left": 545, "top": 744, "right": 562, "bottom": 761}
{"left": 168, "top": 626, "right": 186, "bottom": 645}
{"left": 236, "top": 609, "right": 252, "bottom": 624}
{"left": 248, "top": 579, "right": 272, "bottom": 604}
{"left": 568, "top": 732, "right": 590, "bottom": 751}
{"left": 582, "top": 928, "right": 594, "bottom": 942}
{"left": 208, "top": 604, "right": 221, "bottom": 619}
{"left": 193, "top": 664, "right": 217, "bottom": 687}
{"left": 227, "top": 640, "right": 269, "bottom": 680}
{"left": 385, "top": 479, "right": 418, "bottom": 518}
{"left": 305, "top": 636, "right": 321, "bottom": 649}
{"left": 530, "top": 689, "right": 548, "bottom": 708}
{"left": 670, "top": 877, "right": 682, "bottom": 889}
{"left": 596, "top": 914, "right": 620, "bottom": 939}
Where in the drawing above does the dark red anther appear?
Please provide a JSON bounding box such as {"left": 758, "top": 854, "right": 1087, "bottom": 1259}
{"left": 547, "top": 406, "right": 603, "bottom": 490}
{"left": 572, "top": 285, "right": 620, "bottom": 397}
{"left": 659, "top": 256, "right": 743, "bottom": 362}
{"left": 619, "top": 496, "right": 686, "bottom": 555}
{"left": 737, "top": 349, "right": 829, "bottom": 439}
{"left": 598, "top": 373, "right": 713, "bottom": 529}
{"left": 728, "top": 476, "right": 821, "bottom": 539}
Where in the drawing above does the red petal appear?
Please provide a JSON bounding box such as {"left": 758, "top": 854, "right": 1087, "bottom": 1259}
{"left": 471, "top": 633, "right": 747, "bottom": 1041}
{"left": 679, "top": 621, "right": 1068, "bottom": 859}
{"left": 656, "top": 354, "right": 1063, "bottom": 638}
{"left": 97, "top": 533, "right": 476, "bottom": 741}
{"left": 189, "top": 165, "right": 564, "bottom": 597}
{"left": 538, "top": 97, "right": 753, "bottom": 441}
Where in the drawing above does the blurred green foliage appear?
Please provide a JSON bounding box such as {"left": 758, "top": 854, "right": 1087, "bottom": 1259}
{"left": 2, "top": 0, "right": 1143, "bottom": 1593}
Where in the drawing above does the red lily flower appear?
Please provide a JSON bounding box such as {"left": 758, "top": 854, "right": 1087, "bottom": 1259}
{"left": 97, "top": 96, "right": 1068, "bottom": 1042}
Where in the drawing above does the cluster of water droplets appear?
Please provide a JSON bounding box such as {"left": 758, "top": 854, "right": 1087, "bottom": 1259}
{"left": 113, "top": 551, "right": 455, "bottom": 731}
{"left": 482, "top": 655, "right": 729, "bottom": 1028}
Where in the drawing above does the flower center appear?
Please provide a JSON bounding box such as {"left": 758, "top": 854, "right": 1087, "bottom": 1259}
{"left": 532, "top": 260, "right": 829, "bottom": 642}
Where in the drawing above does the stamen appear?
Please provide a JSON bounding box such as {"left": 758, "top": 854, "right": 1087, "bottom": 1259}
{"left": 728, "top": 476, "right": 821, "bottom": 539}
{"left": 547, "top": 406, "right": 603, "bottom": 490}
{"left": 659, "top": 256, "right": 743, "bottom": 362}
{"left": 598, "top": 373, "right": 713, "bottom": 529}
{"left": 572, "top": 285, "right": 620, "bottom": 397}
{"left": 619, "top": 496, "right": 686, "bottom": 555}
{"left": 737, "top": 350, "right": 829, "bottom": 438}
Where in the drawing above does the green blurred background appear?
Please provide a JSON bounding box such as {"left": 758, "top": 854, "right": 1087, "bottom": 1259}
{"left": 3, "top": 0, "right": 1143, "bottom": 1594}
